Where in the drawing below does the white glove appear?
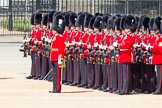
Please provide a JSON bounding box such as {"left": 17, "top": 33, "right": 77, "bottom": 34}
{"left": 133, "top": 44, "right": 139, "bottom": 48}
{"left": 146, "top": 45, "right": 150, "bottom": 51}
{"left": 23, "top": 40, "right": 27, "bottom": 43}
{"left": 78, "top": 42, "right": 82, "bottom": 46}
{"left": 45, "top": 38, "right": 49, "bottom": 42}
{"left": 65, "top": 42, "right": 69, "bottom": 47}
{"left": 94, "top": 42, "right": 98, "bottom": 47}
{"left": 72, "top": 41, "right": 75, "bottom": 45}
{"left": 103, "top": 45, "right": 107, "bottom": 50}
{"left": 113, "top": 42, "right": 118, "bottom": 47}
{"left": 140, "top": 43, "right": 147, "bottom": 47}
{"left": 27, "top": 37, "right": 31, "bottom": 42}
{"left": 87, "top": 44, "right": 91, "bottom": 49}
{"left": 99, "top": 45, "right": 103, "bottom": 49}
{"left": 58, "top": 55, "right": 63, "bottom": 65}
{"left": 148, "top": 44, "right": 153, "bottom": 49}
{"left": 48, "top": 39, "right": 52, "bottom": 43}
{"left": 34, "top": 41, "right": 38, "bottom": 44}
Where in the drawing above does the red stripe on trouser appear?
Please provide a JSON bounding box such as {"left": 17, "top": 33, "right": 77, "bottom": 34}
{"left": 92, "top": 64, "right": 94, "bottom": 85}
{"left": 70, "top": 57, "right": 72, "bottom": 82}
{"left": 84, "top": 60, "right": 87, "bottom": 84}
{"left": 160, "top": 65, "right": 162, "bottom": 92}
{"left": 98, "top": 64, "right": 100, "bottom": 86}
{"left": 126, "top": 64, "right": 128, "bottom": 93}
{"left": 120, "top": 64, "right": 122, "bottom": 92}
{"left": 110, "top": 66, "right": 112, "bottom": 88}
{"left": 57, "top": 66, "right": 61, "bottom": 92}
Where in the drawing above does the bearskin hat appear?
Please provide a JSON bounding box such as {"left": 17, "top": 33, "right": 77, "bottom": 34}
{"left": 149, "top": 18, "right": 155, "bottom": 31}
{"left": 48, "top": 11, "right": 56, "bottom": 23}
{"left": 102, "top": 14, "right": 109, "bottom": 29}
{"left": 107, "top": 16, "right": 116, "bottom": 30}
{"left": 93, "top": 16, "right": 102, "bottom": 30}
{"left": 84, "top": 14, "right": 93, "bottom": 28}
{"left": 125, "top": 15, "right": 138, "bottom": 32}
{"left": 52, "top": 14, "right": 65, "bottom": 34}
{"left": 75, "top": 13, "right": 85, "bottom": 27}
{"left": 30, "top": 13, "right": 35, "bottom": 25}
{"left": 114, "top": 17, "right": 121, "bottom": 31}
{"left": 69, "top": 12, "right": 77, "bottom": 27}
{"left": 88, "top": 16, "right": 96, "bottom": 29}
{"left": 120, "top": 15, "right": 126, "bottom": 30}
{"left": 153, "top": 16, "right": 162, "bottom": 30}
{"left": 141, "top": 16, "right": 150, "bottom": 30}
{"left": 42, "top": 14, "right": 48, "bottom": 26}
{"left": 34, "top": 13, "right": 42, "bottom": 25}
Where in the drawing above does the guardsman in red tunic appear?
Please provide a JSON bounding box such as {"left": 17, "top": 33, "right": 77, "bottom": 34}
{"left": 116, "top": 15, "right": 136, "bottom": 95}
{"left": 143, "top": 17, "right": 162, "bottom": 94}
{"left": 100, "top": 14, "right": 110, "bottom": 92}
{"left": 75, "top": 13, "right": 87, "bottom": 87}
{"left": 50, "top": 14, "right": 66, "bottom": 93}
{"left": 41, "top": 14, "right": 49, "bottom": 80}
{"left": 107, "top": 15, "right": 118, "bottom": 93}
{"left": 45, "top": 11, "right": 56, "bottom": 81}
{"left": 65, "top": 12, "right": 77, "bottom": 85}
{"left": 92, "top": 15, "right": 103, "bottom": 90}
{"left": 62, "top": 12, "right": 71, "bottom": 84}
{"left": 87, "top": 16, "right": 96, "bottom": 88}
{"left": 33, "top": 13, "right": 43, "bottom": 79}
{"left": 26, "top": 13, "right": 36, "bottom": 79}
{"left": 140, "top": 16, "right": 156, "bottom": 94}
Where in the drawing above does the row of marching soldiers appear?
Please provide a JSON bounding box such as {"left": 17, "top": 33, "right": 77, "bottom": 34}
{"left": 22, "top": 10, "right": 162, "bottom": 94}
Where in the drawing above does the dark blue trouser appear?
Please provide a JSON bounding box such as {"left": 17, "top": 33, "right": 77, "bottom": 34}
{"left": 155, "top": 64, "right": 162, "bottom": 93}
{"left": 31, "top": 51, "right": 36, "bottom": 77}
{"left": 51, "top": 61, "right": 58, "bottom": 92}
{"left": 87, "top": 62, "right": 94, "bottom": 86}
{"left": 80, "top": 58, "right": 87, "bottom": 85}
{"left": 112, "top": 62, "right": 118, "bottom": 91}
{"left": 35, "top": 55, "right": 42, "bottom": 78}
{"left": 101, "top": 63, "right": 108, "bottom": 89}
{"left": 41, "top": 55, "right": 48, "bottom": 79}
{"left": 73, "top": 59, "right": 80, "bottom": 84}
{"left": 121, "top": 63, "right": 132, "bottom": 93}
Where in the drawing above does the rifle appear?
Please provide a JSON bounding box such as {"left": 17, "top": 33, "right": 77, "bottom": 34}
{"left": 145, "top": 28, "right": 152, "bottom": 64}
{"left": 19, "top": 34, "right": 32, "bottom": 57}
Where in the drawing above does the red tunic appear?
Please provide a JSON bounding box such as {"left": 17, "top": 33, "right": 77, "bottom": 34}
{"left": 118, "top": 34, "right": 135, "bottom": 63}
{"left": 151, "top": 35, "right": 162, "bottom": 64}
{"left": 50, "top": 34, "right": 66, "bottom": 62}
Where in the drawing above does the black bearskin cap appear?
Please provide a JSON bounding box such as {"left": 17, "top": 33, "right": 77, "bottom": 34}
{"left": 88, "top": 16, "right": 96, "bottom": 29}
{"left": 84, "top": 14, "right": 93, "bottom": 28}
{"left": 30, "top": 13, "right": 35, "bottom": 25}
{"left": 114, "top": 17, "right": 121, "bottom": 31}
{"left": 48, "top": 11, "right": 56, "bottom": 23}
{"left": 53, "top": 11, "right": 62, "bottom": 18}
{"left": 64, "top": 12, "right": 71, "bottom": 26}
{"left": 75, "top": 13, "right": 85, "bottom": 27}
{"left": 153, "top": 16, "right": 162, "bottom": 31}
{"left": 149, "top": 18, "right": 155, "bottom": 31}
{"left": 141, "top": 16, "right": 150, "bottom": 30}
{"left": 107, "top": 16, "right": 116, "bottom": 30}
{"left": 69, "top": 12, "right": 77, "bottom": 27}
{"left": 102, "top": 14, "right": 109, "bottom": 29}
{"left": 120, "top": 15, "right": 126, "bottom": 30}
{"left": 125, "top": 15, "right": 138, "bottom": 32}
{"left": 93, "top": 16, "right": 102, "bottom": 29}
{"left": 52, "top": 14, "right": 65, "bottom": 34}
{"left": 34, "top": 13, "right": 42, "bottom": 25}
{"left": 42, "top": 14, "right": 48, "bottom": 26}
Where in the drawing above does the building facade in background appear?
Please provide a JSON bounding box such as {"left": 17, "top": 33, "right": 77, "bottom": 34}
{"left": 0, "top": 0, "right": 162, "bottom": 36}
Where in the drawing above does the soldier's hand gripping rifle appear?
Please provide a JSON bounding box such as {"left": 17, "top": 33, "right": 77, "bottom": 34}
{"left": 44, "top": 34, "right": 51, "bottom": 57}
{"left": 144, "top": 29, "right": 153, "bottom": 64}
{"left": 111, "top": 28, "right": 119, "bottom": 62}
{"left": 64, "top": 37, "right": 70, "bottom": 61}
{"left": 19, "top": 33, "right": 32, "bottom": 57}
{"left": 92, "top": 33, "right": 100, "bottom": 63}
